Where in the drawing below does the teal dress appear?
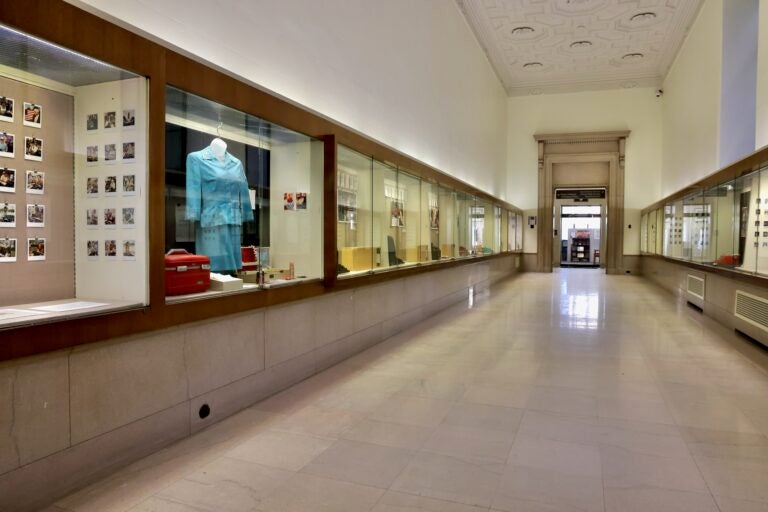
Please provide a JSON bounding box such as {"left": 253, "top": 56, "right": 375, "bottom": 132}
{"left": 185, "top": 147, "right": 254, "bottom": 271}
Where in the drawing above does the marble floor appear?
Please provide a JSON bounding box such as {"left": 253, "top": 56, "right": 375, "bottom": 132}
{"left": 49, "top": 270, "right": 768, "bottom": 512}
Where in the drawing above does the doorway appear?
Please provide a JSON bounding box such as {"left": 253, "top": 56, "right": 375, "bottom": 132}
{"left": 552, "top": 188, "right": 607, "bottom": 269}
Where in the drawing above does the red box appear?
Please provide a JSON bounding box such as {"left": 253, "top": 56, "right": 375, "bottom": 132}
{"left": 165, "top": 249, "right": 211, "bottom": 296}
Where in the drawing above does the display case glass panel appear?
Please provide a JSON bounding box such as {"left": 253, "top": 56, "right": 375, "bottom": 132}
{"left": 438, "top": 185, "right": 457, "bottom": 258}
{"left": 516, "top": 212, "right": 524, "bottom": 251}
{"left": 732, "top": 171, "right": 760, "bottom": 274}
{"left": 640, "top": 213, "right": 648, "bottom": 254}
{"left": 421, "top": 180, "right": 441, "bottom": 262}
{"left": 372, "top": 159, "right": 400, "bottom": 270}
{"left": 501, "top": 209, "right": 509, "bottom": 252}
{"left": 397, "top": 170, "right": 422, "bottom": 265}
{"left": 165, "top": 86, "right": 323, "bottom": 299}
{"left": 0, "top": 24, "right": 149, "bottom": 328}
{"left": 337, "top": 145, "right": 373, "bottom": 276}
{"left": 492, "top": 206, "right": 502, "bottom": 253}
{"left": 710, "top": 182, "right": 736, "bottom": 268}
{"left": 456, "top": 192, "right": 473, "bottom": 257}
{"left": 655, "top": 208, "right": 664, "bottom": 255}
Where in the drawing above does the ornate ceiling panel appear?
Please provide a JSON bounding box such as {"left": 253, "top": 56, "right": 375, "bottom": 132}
{"left": 456, "top": 0, "right": 704, "bottom": 96}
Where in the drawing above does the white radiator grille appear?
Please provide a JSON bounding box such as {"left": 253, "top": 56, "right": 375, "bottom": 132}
{"left": 734, "top": 291, "right": 768, "bottom": 332}
{"left": 686, "top": 275, "right": 705, "bottom": 300}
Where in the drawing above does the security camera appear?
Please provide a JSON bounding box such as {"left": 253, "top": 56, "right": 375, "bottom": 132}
{"left": 656, "top": 89, "right": 663, "bottom": 97}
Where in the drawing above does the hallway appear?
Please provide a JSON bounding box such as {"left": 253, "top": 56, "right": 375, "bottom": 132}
{"left": 52, "top": 271, "right": 768, "bottom": 512}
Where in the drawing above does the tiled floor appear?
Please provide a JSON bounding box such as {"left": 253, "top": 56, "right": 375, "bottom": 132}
{"left": 50, "top": 270, "right": 768, "bottom": 512}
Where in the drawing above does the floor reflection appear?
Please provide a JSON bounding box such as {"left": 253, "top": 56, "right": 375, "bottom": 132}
{"left": 557, "top": 269, "right": 603, "bottom": 329}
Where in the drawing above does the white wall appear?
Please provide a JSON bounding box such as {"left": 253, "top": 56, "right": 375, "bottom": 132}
{"left": 757, "top": 0, "right": 768, "bottom": 149}
{"left": 507, "top": 87, "right": 663, "bottom": 212}
{"left": 661, "top": 0, "right": 723, "bottom": 197}
{"left": 67, "top": 0, "right": 509, "bottom": 200}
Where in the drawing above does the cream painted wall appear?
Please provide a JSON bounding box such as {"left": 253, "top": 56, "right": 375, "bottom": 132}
{"left": 506, "top": 87, "right": 663, "bottom": 213}
{"left": 757, "top": 0, "right": 768, "bottom": 149}
{"left": 661, "top": 0, "right": 723, "bottom": 197}
{"left": 67, "top": 0, "right": 509, "bottom": 199}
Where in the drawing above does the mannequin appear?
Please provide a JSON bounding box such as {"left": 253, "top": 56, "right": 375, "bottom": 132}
{"left": 185, "top": 137, "right": 253, "bottom": 272}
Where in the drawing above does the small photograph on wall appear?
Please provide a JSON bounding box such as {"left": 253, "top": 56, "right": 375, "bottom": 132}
{"left": 0, "top": 97, "right": 14, "bottom": 123}
{"left": 86, "top": 208, "right": 98, "bottom": 228}
{"left": 0, "top": 168, "right": 15, "bottom": 193}
{"left": 296, "top": 192, "right": 307, "bottom": 210}
{"left": 86, "top": 145, "right": 98, "bottom": 165}
{"left": 283, "top": 192, "right": 295, "bottom": 210}
{"left": 104, "top": 143, "right": 117, "bottom": 163}
{"left": 104, "top": 111, "right": 117, "bottom": 130}
{"left": 122, "top": 207, "right": 135, "bottom": 228}
{"left": 0, "top": 203, "right": 16, "bottom": 227}
{"left": 25, "top": 170, "right": 44, "bottom": 195}
{"left": 104, "top": 208, "right": 117, "bottom": 228}
{"left": 104, "top": 175, "right": 117, "bottom": 196}
{"left": 86, "top": 177, "right": 99, "bottom": 197}
{"left": 122, "top": 109, "right": 135, "bottom": 128}
{"left": 122, "top": 239, "right": 136, "bottom": 260}
{"left": 0, "top": 238, "right": 16, "bottom": 262}
{"left": 27, "top": 238, "right": 45, "bottom": 261}
{"left": 22, "top": 102, "right": 42, "bottom": 128}
{"left": 390, "top": 201, "right": 404, "bottom": 227}
{"left": 24, "top": 137, "right": 42, "bottom": 161}
{"left": 122, "top": 142, "right": 135, "bottom": 162}
{"left": 26, "top": 203, "right": 44, "bottom": 227}
{"left": 104, "top": 239, "right": 117, "bottom": 260}
{"left": 86, "top": 113, "right": 98, "bottom": 131}
{"left": 87, "top": 240, "right": 99, "bottom": 259}
{"left": 0, "top": 133, "right": 15, "bottom": 158}
{"left": 430, "top": 206, "right": 439, "bottom": 230}
{"left": 122, "top": 174, "right": 136, "bottom": 196}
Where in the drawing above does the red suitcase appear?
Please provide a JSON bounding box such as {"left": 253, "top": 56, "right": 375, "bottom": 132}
{"left": 165, "top": 249, "right": 211, "bottom": 296}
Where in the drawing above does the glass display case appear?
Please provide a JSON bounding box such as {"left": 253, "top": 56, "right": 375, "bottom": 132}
{"left": 165, "top": 86, "right": 323, "bottom": 299}
{"left": 439, "top": 186, "right": 457, "bottom": 258}
{"left": 515, "top": 212, "right": 524, "bottom": 251}
{"left": 397, "top": 170, "right": 422, "bottom": 265}
{"left": 421, "top": 180, "right": 441, "bottom": 262}
{"left": 492, "top": 205, "right": 502, "bottom": 253}
{"left": 337, "top": 145, "right": 373, "bottom": 276}
{"left": 0, "top": 23, "right": 148, "bottom": 327}
{"left": 640, "top": 213, "right": 648, "bottom": 254}
{"left": 501, "top": 209, "right": 509, "bottom": 252}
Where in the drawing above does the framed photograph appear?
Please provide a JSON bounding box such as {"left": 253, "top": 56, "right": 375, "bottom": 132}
{"left": 0, "top": 238, "right": 16, "bottom": 262}
{"left": 26, "top": 203, "right": 44, "bottom": 227}
{"left": 86, "top": 113, "right": 98, "bottom": 131}
{"left": 27, "top": 238, "right": 45, "bottom": 261}
{"left": 429, "top": 206, "right": 439, "bottom": 230}
{"left": 122, "top": 239, "right": 136, "bottom": 260}
{"left": 86, "top": 145, "right": 98, "bottom": 165}
{"left": 390, "top": 201, "right": 404, "bottom": 227}
{"left": 104, "top": 111, "right": 117, "bottom": 129}
{"left": 86, "top": 208, "right": 98, "bottom": 228}
{"left": 0, "top": 168, "right": 15, "bottom": 193}
{"left": 0, "top": 133, "right": 15, "bottom": 158}
{"left": 0, "top": 97, "right": 14, "bottom": 123}
{"left": 87, "top": 239, "right": 99, "bottom": 259}
{"left": 104, "top": 143, "right": 117, "bottom": 163}
{"left": 122, "top": 141, "right": 135, "bottom": 162}
{"left": 104, "top": 208, "right": 117, "bottom": 228}
{"left": 122, "top": 109, "right": 135, "bottom": 128}
{"left": 122, "top": 174, "right": 136, "bottom": 195}
{"left": 296, "top": 192, "right": 307, "bottom": 210}
{"left": 86, "top": 177, "right": 99, "bottom": 197}
{"left": 104, "top": 239, "right": 117, "bottom": 260}
{"left": 122, "top": 207, "right": 135, "bottom": 228}
{"left": 24, "top": 136, "right": 42, "bottom": 161}
{"left": 283, "top": 192, "right": 295, "bottom": 210}
{"left": 0, "top": 203, "right": 16, "bottom": 227}
{"left": 25, "top": 170, "right": 44, "bottom": 195}
{"left": 104, "top": 175, "right": 117, "bottom": 196}
{"left": 23, "top": 102, "right": 42, "bottom": 128}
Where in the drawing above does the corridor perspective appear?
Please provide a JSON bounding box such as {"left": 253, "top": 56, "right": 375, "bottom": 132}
{"left": 51, "top": 271, "right": 768, "bottom": 512}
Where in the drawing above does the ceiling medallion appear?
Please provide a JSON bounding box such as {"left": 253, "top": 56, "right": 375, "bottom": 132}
{"left": 523, "top": 62, "right": 543, "bottom": 68}
{"left": 570, "top": 40, "right": 593, "bottom": 49}
{"left": 510, "top": 26, "right": 535, "bottom": 36}
{"left": 630, "top": 12, "right": 657, "bottom": 22}
{"left": 622, "top": 52, "right": 645, "bottom": 61}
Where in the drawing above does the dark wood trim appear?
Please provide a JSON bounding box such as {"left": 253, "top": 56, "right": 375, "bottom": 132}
{"left": 642, "top": 145, "right": 768, "bottom": 214}
{"left": 641, "top": 253, "right": 768, "bottom": 289}
{"left": 323, "top": 135, "right": 338, "bottom": 288}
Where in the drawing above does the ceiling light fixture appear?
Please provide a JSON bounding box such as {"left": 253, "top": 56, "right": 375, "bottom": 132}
{"left": 523, "top": 62, "right": 543, "bottom": 68}
{"left": 570, "top": 40, "right": 593, "bottom": 49}
{"left": 630, "top": 12, "right": 657, "bottom": 22}
{"left": 622, "top": 52, "right": 645, "bottom": 60}
{"left": 511, "top": 26, "right": 535, "bottom": 36}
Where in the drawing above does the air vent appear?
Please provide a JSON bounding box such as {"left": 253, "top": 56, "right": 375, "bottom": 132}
{"left": 734, "top": 290, "right": 768, "bottom": 332}
{"left": 686, "top": 274, "right": 705, "bottom": 300}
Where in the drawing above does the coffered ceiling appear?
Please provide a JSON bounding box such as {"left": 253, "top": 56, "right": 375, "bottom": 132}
{"left": 456, "top": 0, "right": 704, "bottom": 96}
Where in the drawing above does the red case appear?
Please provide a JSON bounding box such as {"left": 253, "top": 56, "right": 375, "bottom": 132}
{"left": 165, "top": 249, "right": 211, "bottom": 296}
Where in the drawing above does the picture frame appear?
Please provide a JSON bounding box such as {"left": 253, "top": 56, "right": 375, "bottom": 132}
{"left": 86, "top": 113, "right": 98, "bottom": 131}
{"left": 86, "top": 208, "right": 98, "bottom": 228}
{"left": 22, "top": 102, "right": 42, "bottom": 128}
{"left": 122, "top": 174, "right": 136, "bottom": 196}
{"left": 27, "top": 237, "right": 45, "bottom": 261}
{"left": 0, "top": 202, "right": 16, "bottom": 227}
{"left": 25, "top": 170, "right": 44, "bottom": 195}
{"left": 103, "top": 111, "right": 117, "bottom": 130}
{"left": 283, "top": 192, "right": 295, "bottom": 210}
{"left": 0, "top": 237, "right": 16, "bottom": 262}
{"left": 122, "top": 207, "right": 135, "bottom": 228}
{"left": 86, "top": 145, "right": 98, "bottom": 165}
{"left": 296, "top": 192, "right": 307, "bottom": 210}
{"left": 24, "top": 136, "right": 43, "bottom": 161}
{"left": 26, "top": 203, "right": 44, "bottom": 227}
{"left": 86, "top": 239, "right": 99, "bottom": 259}
{"left": 122, "top": 239, "right": 136, "bottom": 260}
{"left": 0, "top": 132, "right": 15, "bottom": 158}
{"left": 104, "top": 175, "right": 117, "bottom": 196}
{"left": 0, "top": 97, "right": 14, "bottom": 123}
{"left": 122, "top": 141, "right": 135, "bottom": 162}
{"left": 104, "top": 143, "right": 117, "bottom": 164}
{"left": 122, "top": 109, "right": 135, "bottom": 128}
{"left": 104, "top": 239, "right": 117, "bottom": 260}
{"left": 104, "top": 208, "right": 117, "bottom": 228}
{"left": 0, "top": 168, "right": 15, "bottom": 193}
{"left": 86, "top": 177, "right": 99, "bottom": 197}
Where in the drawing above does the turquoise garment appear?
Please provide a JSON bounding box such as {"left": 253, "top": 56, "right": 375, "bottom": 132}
{"left": 185, "top": 147, "right": 254, "bottom": 271}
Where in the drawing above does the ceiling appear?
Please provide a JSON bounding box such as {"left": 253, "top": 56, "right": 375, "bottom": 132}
{"left": 456, "top": 0, "right": 704, "bottom": 96}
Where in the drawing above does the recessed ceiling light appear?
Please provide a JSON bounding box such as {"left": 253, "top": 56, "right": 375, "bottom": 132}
{"left": 622, "top": 52, "right": 645, "bottom": 60}
{"left": 523, "top": 62, "right": 543, "bottom": 68}
{"left": 511, "top": 26, "right": 535, "bottom": 36}
{"left": 570, "top": 40, "right": 593, "bottom": 49}
{"left": 630, "top": 12, "right": 657, "bottom": 22}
